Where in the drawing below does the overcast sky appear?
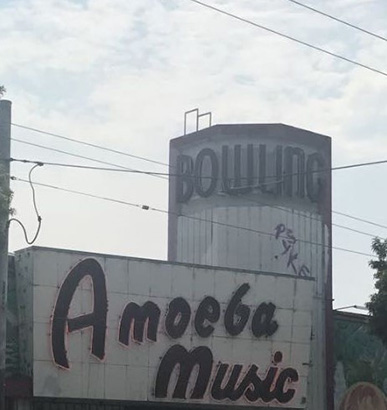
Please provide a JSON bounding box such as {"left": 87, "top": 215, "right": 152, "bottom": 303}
{"left": 2, "top": 0, "right": 387, "bottom": 309}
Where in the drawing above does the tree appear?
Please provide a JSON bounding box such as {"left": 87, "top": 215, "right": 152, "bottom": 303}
{"left": 0, "top": 86, "right": 5, "bottom": 98}
{"left": 366, "top": 238, "right": 387, "bottom": 345}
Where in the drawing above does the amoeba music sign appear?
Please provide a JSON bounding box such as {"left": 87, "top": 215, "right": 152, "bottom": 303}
{"left": 20, "top": 248, "right": 314, "bottom": 408}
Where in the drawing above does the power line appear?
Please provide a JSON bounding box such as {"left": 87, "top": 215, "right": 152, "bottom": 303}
{"left": 7, "top": 157, "right": 383, "bottom": 238}
{"left": 329, "top": 223, "right": 377, "bottom": 239}
{"left": 333, "top": 210, "right": 387, "bottom": 230}
{"left": 9, "top": 157, "right": 172, "bottom": 177}
{"left": 11, "top": 123, "right": 387, "bottom": 232}
{"left": 11, "top": 138, "right": 168, "bottom": 181}
{"left": 8, "top": 155, "right": 387, "bottom": 177}
{"left": 284, "top": 0, "right": 387, "bottom": 43}
{"left": 333, "top": 160, "right": 387, "bottom": 172}
{"left": 185, "top": 0, "right": 387, "bottom": 78}
{"left": 11, "top": 176, "right": 375, "bottom": 258}
{"left": 241, "top": 194, "right": 380, "bottom": 239}
{"left": 8, "top": 157, "right": 382, "bottom": 238}
{"left": 8, "top": 155, "right": 387, "bottom": 236}
{"left": 11, "top": 177, "right": 147, "bottom": 210}
{"left": 11, "top": 123, "right": 169, "bottom": 167}
{"left": 8, "top": 164, "right": 43, "bottom": 245}
{"left": 11, "top": 123, "right": 387, "bottom": 177}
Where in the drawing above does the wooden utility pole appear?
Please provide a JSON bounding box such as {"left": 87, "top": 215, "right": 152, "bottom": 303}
{"left": 0, "top": 100, "right": 11, "bottom": 410}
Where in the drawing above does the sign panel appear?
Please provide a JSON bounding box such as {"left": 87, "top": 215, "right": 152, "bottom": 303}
{"left": 25, "top": 248, "right": 313, "bottom": 408}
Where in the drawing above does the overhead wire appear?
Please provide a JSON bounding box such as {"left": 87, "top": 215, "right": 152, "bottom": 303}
{"left": 8, "top": 164, "right": 43, "bottom": 244}
{"left": 11, "top": 123, "right": 169, "bottom": 167}
{"left": 11, "top": 122, "right": 387, "bottom": 177}
{"left": 333, "top": 210, "right": 387, "bottom": 231}
{"left": 7, "top": 155, "right": 387, "bottom": 238}
{"left": 9, "top": 150, "right": 386, "bottom": 242}
{"left": 7, "top": 155, "right": 387, "bottom": 178}
{"left": 239, "top": 195, "right": 380, "bottom": 239}
{"left": 284, "top": 0, "right": 387, "bottom": 43}
{"left": 8, "top": 156, "right": 171, "bottom": 177}
{"left": 184, "top": 0, "right": 387, "bottom": 78}
{"left": 11, "top": 138, "right": 168, "bottom": 180}
{"left": 11, "top": 123, "right": 387, "bottom": 233}
{"left": 11, "top": 176, "right": 375, "bottom": 258}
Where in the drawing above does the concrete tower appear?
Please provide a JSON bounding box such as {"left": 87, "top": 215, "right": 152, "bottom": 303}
{"left": 168, "top": 123, "right": 332, "bottom": 410}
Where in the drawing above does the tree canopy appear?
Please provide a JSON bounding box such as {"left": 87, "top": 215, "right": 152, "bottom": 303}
{"left": 366, "top": 238, "right": 387, "bottom": 345}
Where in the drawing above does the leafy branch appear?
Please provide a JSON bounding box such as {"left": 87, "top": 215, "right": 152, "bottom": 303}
{"left": 366, "top": 238, "right": 387, "bottom": 346}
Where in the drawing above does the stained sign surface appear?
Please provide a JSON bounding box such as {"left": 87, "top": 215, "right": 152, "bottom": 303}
{"left": 22, "top": 248, "right": 313, "bottom": 408}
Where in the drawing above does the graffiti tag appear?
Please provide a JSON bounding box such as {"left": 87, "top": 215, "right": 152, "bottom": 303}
{"left": 274, "top": 223, "right": 311, "bottom": 277}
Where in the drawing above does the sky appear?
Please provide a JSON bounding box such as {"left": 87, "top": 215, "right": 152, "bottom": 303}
{"left": 1, "top": 0, "right": 387, "bottom": 310}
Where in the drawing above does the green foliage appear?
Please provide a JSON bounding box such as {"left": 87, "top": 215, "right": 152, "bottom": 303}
{"left": 334, "top": 316, "right": 387, "bottom": 392}
{"left": 366, "top": 238, "right": 387, "bottom": 346}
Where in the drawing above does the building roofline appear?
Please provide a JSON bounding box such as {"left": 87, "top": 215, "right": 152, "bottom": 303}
{"left": 14, "top": 245, "right": 315, "bottom": 282}
{"left": 171, "top": 123, "right": 331, "bottom": 147}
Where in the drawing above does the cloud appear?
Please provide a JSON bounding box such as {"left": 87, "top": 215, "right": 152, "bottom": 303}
{"left": 2, "top": 0, "right": 387, "bottom": 307}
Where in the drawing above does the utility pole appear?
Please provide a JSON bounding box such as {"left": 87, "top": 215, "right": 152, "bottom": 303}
{"left": 0, "top": 99, "right": 11, "bottom": 410}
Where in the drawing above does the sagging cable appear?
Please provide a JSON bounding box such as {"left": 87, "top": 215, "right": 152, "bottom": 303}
{"left": 9, "top": 163, "right": 43, "bottom": 244}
